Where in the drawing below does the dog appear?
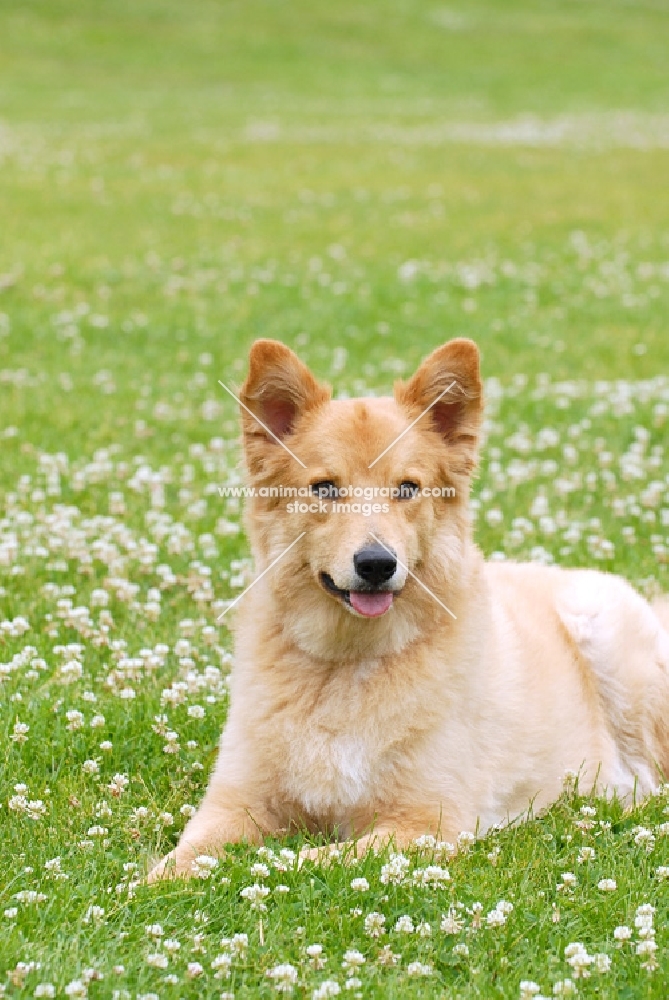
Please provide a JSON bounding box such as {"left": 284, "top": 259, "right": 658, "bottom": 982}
{"left": 149, "top": 337, "right": 669, "bottom": 879}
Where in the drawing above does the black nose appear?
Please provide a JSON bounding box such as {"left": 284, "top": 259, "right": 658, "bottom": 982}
{"left": 353, "top": 545, "right": 397, "bottom": 586}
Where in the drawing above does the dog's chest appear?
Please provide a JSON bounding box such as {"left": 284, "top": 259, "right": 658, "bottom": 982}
{"left": 280, "top": 723, "right": 378, "bottom": 819}
{"left": 270, "top": 670, "right": 400, "bottom": 821}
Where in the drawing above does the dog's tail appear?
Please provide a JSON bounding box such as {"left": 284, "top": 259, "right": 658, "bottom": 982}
{"left": 651, "top": 596, "right": 669, "bottom": 777}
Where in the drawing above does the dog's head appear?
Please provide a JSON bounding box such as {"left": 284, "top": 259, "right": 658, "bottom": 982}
{"left": 236, "top": 338, "right": 483, "bottom": 659}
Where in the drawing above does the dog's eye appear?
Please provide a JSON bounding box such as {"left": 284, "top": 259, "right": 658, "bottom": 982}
{"left": 397, "top": 481, "right": 419, "bottom": 499}
{"left": 311, "top": 480, "right": 338, "bottom": 499}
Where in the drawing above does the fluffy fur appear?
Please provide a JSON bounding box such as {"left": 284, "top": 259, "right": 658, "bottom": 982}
{"left": 149, "top": 338, "right": 669, "bottom": 879}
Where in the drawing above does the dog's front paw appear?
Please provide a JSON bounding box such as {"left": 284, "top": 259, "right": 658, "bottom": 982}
{"left": 298, "top": 844, "right": 335, "bottom": 868}
{"left": 298, "top": 836, "right": 385, "bottom": 868}
{"left": 147, "top": 847, "right": 219, "bottom": 883}
{"left": 147, "top": 850, "right": 186, "bottom": 883}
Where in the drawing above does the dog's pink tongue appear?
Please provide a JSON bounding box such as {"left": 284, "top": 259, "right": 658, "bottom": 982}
{"left": 349, "top": 591, "right": 393, "bottom": 617}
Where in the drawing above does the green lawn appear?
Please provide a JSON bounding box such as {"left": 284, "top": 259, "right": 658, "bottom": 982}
{"left": 0, "top": 0, "right": 668, "bottom": 996}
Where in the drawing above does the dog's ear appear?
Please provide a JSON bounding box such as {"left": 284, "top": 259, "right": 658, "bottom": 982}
{"left": 395, "top": 338, "right": 483, "bottom": 473}
{"left": 239, "top": 340, "right": 330, "bottom": 467}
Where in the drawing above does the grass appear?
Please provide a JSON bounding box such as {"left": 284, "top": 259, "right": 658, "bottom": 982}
{"left": 0, "top": 0, "right": 668, "bottom": 995}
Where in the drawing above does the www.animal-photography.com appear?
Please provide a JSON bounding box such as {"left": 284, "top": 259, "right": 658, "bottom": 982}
{"left": 1, "top": 1, "right": 668, "bottom": 997}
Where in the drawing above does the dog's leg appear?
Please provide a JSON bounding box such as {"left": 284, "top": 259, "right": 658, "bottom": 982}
{"left": 299, "top": 815, "right": 459, "bottom": 866}
{"left": 147, "top": 794, "right": 271, "bottom": 882}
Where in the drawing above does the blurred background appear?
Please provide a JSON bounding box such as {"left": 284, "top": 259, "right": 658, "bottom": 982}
{"left": 0, "top": 0, "right": 668, "bottom": 561}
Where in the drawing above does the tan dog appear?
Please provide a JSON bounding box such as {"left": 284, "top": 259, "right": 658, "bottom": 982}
{"left": 150, "top": 338, "right": 669, "bottom": 879}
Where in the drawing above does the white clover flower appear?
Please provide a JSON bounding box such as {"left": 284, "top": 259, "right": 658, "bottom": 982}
{"left": 457, "top": 830, "right": 476, "bottom": 851}
{"left": 163, "top": 939, "right": 181, "bottom": 953}
{"left": 44, "top": 857, "right": 67, "bottom": 881}
{"left": 64, "top": 981, "right": 87, "bottom": 998}
{"left": 636, "top": 939, "right": 658, "bottom": 971}
{"left": 453, "top": 943, "right": 469, "bottom": 957}
{"left": 146, "top": 953, "right": 168, "bottom": 969}
{"left": 10, "top": 721, "right": 29, "bottom": 743}
{"left": 350, "top": 877, "right": 369, "bottom": 892}
{"left": 363, "top": 912, "right": 385, "bottom": 937}
{"left": 59, "top": 659, "right": 83, "bottom": 684}
{"left": 564, "top": 942, "right": 592, "bottom": 979}
{"left": 66, "top": 710, "right": 84, "bottom": 731}
{"left": 412, "top": 864, "right": 450, "bottom": 887}
{"left": 192, "top": 854, "right": 218, "bottom": 879}
{"left": 394, "top": 915, "right": 414, "bottom": 934}
{"left": 614, "top": 925, "right": 632, "bottom": 944}
{"left": 633, "top": 826, "right": 656, "bottom": 852}
{"left": 519, "top": 982, "right": 541, "bottom": 999}
{"left": 305, "top": 943, "right": 326, "bottom": 970}
{"left": 227, "top": 932, "right": 249, "bottom": 956}
{"left": 406, "top": 962, "right": 433, "bottom": 977}
{"left": 414, "top": 834, "right": 436, "bottom": 850}
{"left": 211, "top": 954, "right": 233, "bottom": 978}
{"left": 592, "top": 953, "right": 611, "bottom": 974}
{"left": 23, "top": 799, "right": 47, "bottom": 820}
{"left": 108, "top": 773, "right": 129, "bottom": 796}
{"left": 240, "top": 883, "right": 270, "bottom": 910}
{"left": 597, "top": 878, "right": 617, "bottom": 891}
{"left": 34, "top": 985, "right": 56, "bottom": 998}
{"left": 278, "top": 847, "right": 297, "bottom": 868}
{"left": 441, "top": 906, "right": 464, "bottom": 934}
{"left": 186, "top": 962, "right": 203, "bottom": 979}
{"left": 552, "top": 980, "right": 577, "bottom": 996}
{"left": 82, "top": 760, "right": 99, "bottom": 775}
{"left": 312, "top": 981, "right": 341, "bottom": 999}
{"left": 83, "top": 905, "right": 105, "bottom": 924}
{"left": 87, "top": 825, "right": 108, "bottom": 837}
{"left": 656, "top": 866, "right": 669, "bottom": 880}
{"left": 13, "top": 891, "right": 47, "bottom": 904}
{"left": 162, "top": 731, "right": 180, "bottom": 754}
{"left": 267, "top": 963, "right": 299, "bottom": 992}
{"left": 250, "top": 862, "right": 270, "bottom": 879}
{"left": 341, "top": 950, "right": 365, "bottom": 974}
{"left": 379, "top": 852, "right": 409, "bottom": 885}
{"left": 377, "top": 945, "right": 400, "bottom": 966}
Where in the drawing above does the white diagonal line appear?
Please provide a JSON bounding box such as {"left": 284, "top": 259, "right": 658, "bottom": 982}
{"left": 218, "top": 380, "right": 307, "bottom": 469}
{"left": 369, "top": 532, "right": 457, "bottom": 620}
{"left": 217, "top": 532, "right": 306, "bottom": 620}
{"left": 368, "top": 380, "right": 459, "bottom": 469}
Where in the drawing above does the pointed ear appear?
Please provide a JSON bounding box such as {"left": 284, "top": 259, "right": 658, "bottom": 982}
{"left": 395, "top": 339, "right": 483, "bottom": 474}
{"left": 239, "top": 340, "right": 330, "bottom": 467}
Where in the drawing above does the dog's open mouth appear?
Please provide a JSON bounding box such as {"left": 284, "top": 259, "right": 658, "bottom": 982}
{"left": 320, "top": 572, "right": 395, "bottom": 618}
